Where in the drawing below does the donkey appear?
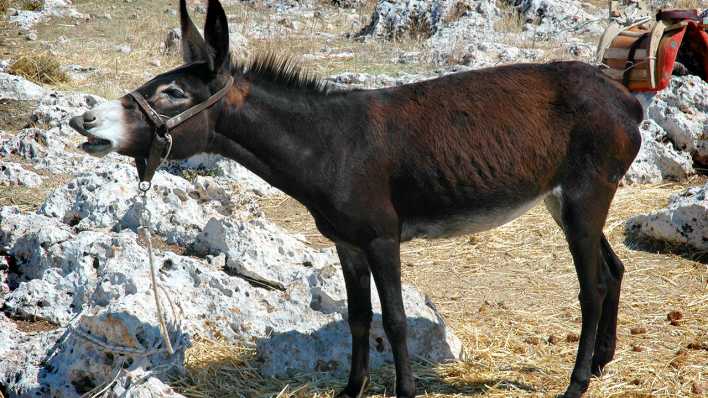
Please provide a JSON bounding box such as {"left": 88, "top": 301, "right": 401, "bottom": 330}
{"left": 69, "top": 0, "right": 643, "bottom": 396}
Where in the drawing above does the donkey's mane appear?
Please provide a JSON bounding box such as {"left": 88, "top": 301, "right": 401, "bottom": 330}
{"left": 232, "top": 52, "right": 330, "bottom": 94}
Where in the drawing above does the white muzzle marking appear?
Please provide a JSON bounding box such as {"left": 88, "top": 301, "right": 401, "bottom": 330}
{"left": 84, "top": 100, "right": 126, "bottom": 155}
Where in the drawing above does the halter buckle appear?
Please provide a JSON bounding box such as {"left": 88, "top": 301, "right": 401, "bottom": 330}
{"left": 156, "top": 124, "right": 169, "bottom": 138}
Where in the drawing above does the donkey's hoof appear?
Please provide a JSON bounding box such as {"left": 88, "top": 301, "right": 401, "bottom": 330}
{"left": 336, "top": 386, "right": 367, "bottom": 398}
{"left": 562, "top": 383, "right": 588, "bottom": 398}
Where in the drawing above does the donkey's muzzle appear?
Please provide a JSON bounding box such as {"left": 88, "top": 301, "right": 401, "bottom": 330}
{"left": 69, "top": 115, "right": 90, "bottom": 137}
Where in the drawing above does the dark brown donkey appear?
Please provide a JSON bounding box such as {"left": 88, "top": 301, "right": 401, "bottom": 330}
{"left": 69, "top": 0, "right": 643, "bottom": 396}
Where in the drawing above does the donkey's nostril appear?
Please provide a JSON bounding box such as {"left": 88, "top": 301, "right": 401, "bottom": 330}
{"left": 83, "top": 112, "right": 97, "bottom": 123}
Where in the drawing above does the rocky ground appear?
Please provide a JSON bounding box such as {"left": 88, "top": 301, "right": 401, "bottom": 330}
{"left": 0, "top": 0, "right": 706, "bottom": 397}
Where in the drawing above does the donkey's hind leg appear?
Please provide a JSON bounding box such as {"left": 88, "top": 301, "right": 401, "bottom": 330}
{"left": 544, "top": 181, "right": 617, "bottom": 398}
{"left": 591, "top": 235, "right": 624, "bottom": 376}
{"left": 544, "top": 194, "right": 624, "bottom": 377}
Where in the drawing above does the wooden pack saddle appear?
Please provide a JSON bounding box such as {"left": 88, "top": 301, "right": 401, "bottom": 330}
{"left": 596, "top": 9, "right": 708, "bottom": 92}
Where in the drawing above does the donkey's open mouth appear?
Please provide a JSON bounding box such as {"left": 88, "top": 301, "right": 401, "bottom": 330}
{"left": 69, "top": 116, "right": 113, "bottom": 157}
{"left": 82, "top": 136, "right": 112, "bottom": 154}
{"left": 69, "top": 115, "right": 113, "bottom": 156}
{"left": 69, "top": 100, "right": 127, "bottom": 157}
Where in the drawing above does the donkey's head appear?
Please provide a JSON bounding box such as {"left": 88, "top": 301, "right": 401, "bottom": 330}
{"left": 70, "top": 0, "right": 232, "bottom": 161}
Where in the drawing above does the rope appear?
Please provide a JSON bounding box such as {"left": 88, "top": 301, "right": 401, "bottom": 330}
{"left": 37, "top": 181, "right": 184, "bottom": 398}
{"left": 137, "top": 189, "right": 175, "bottom": 355}
{"left": 65, "top": 188, "right": 182, "bottom": 358}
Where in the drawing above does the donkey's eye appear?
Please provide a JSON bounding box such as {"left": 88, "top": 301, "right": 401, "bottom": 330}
{"left": 163, "top": 88, "right": 186, "bottom": 99}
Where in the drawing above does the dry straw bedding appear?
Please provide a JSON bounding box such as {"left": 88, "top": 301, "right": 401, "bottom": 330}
{"left": 175, "top": 179, "right": 707, "bottom": 397}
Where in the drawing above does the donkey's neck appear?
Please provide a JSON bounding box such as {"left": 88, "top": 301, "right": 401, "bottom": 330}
{"left": 209, "top": 82, "right": 357, "bottom": 201}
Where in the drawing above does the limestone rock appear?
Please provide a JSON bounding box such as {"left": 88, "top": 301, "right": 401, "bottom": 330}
{"left": 39, "top": 162, "right": 231, "bottom": 245}
{"left": 626, "top": 182, "right": 708, "bottom": 251}
{"left": 624, "top": 120, "right": 694, "bottom": 184}
{"left": 259, "top": 262, "right": 463, "bottom": 376}
{"left": 0, "top": 72, "right": 47, "bottom": 101}
{"left": 357, "top": 0, "right": 478, "bottom": 40}
{"left": 8, "top": 0, "right": 88, "bottom": 30}
{"left": 0, "top": 86, "right": 114, "bottom": 176}
{"left": 646, "top": 76, "right": 708, "bottom": 166}
{"left": 509, "top": 0, "right": 603, "bottom": 39}
{"left": 0, "top": 161, "right": 43, "bottom": 187}
{"left": 193, "top": 216, "right": 338, "bottom": 289}
{"left": 0, "top": 206, "right": 462, "bottom": 395}
{"left": 176, "top": 153, "right": 280, "bottom": 196}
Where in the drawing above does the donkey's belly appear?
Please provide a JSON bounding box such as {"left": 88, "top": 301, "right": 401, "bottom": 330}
{"left": 400, "top": 194, "right": 547, "bottom": 241}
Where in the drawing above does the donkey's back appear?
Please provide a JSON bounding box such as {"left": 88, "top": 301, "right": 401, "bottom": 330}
{"left": 356, "top": 61, "right": 643, "bottom": 240}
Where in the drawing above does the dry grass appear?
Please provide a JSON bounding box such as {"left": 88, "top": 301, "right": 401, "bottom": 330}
{"left": 172, "top": 178, "right": 708, "bottom": 398}
{"left": 494, "top": 0, "right": 525, "bottom": 34}
{"left": 20, "top": 0, "right": 41, "bottom": 11}
{"left": 674, "top": 0, "right": 704, "bottom": 8}
{"left": 0, "top": 171, "right": 70, "bottom": 212}
{"left": 31, "top": 0, "right": 184, "bottom": 98}
{"left": 658, "top": 0, "right": 704, "bottom": 9}
{"left": 0, "top": 0, "right": 9, "bottom": 15}
{"left": 1, "top": 0, "right": 434, "bottom": 99}
{"left": 8, "top": 52, "right": 69, "bottom": 85}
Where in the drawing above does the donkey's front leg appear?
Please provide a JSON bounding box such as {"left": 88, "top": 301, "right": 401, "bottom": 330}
{"left": 366, "top": 237, "right": 416, "bottom": 398}
{"left": 336, "top": 244, "right": 373, "bottom": 398}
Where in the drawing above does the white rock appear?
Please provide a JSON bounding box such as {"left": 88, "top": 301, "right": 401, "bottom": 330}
{"left": 191, "top": 175, "right": 230, "bottom": 203}
{"left": 423, "top": 9, "right": 543, "bottom": 67}
{"left": 646, "top": 76, "right": 708, "bottom": 166}
{"left": 8, "top": 0, "right": 86, "bottom": 29}
{"left": 193, "top": 215, "right": 338, "bottom": 289}
{"left": 358, "top": 0, "right": 479, "bottom": 39}
{"left": 111, "top": 373, "right": 187, "bottom": 398}
{"left": 39, "top": 162, "right": 230, "bottom": 245}
{"left": 0, "top": 316, "right": 65, "bottom": 394}
{"left": 116, "top": 44, "right": 132, "bottom": 54}
{"left": 624, "top": 120, "right": 694, "bottom": 184}
{"left": 61, "top": 64, "right": 98, "bottom": 81}
{"left": 0, "top": 161, "right": 43, "bottom": 187}
{"left": 626, "top": 182, "right": 707, "bottom": 251}
{"left": 0, "top": 72, "right": 47, "bottom": 101}
{"left": 177, "top": 153, "right": 280, "bottom": 196}
{"left": 259, "top": 262, "right": 463, "bottom": 375}
{"left": 511, "top": 0, "right": 602, "bottom": 40}
{"left": 8, "top": 10, "right": 47, "bottom": 30}
{"left": 0, "top": 88, "right": 108, "bottom": 177}
{"left": 193, "top": 3, "right": 207, "bottom": 14}
{"left": 0, "top": 207, "right": 462, "bottom": 394}
{"left": 0, "top": 256, "right": 9, "bottom": 308}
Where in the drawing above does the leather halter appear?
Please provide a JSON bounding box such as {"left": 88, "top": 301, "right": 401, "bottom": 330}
{"left": 128, "top": 75, "right": 234, "bottom": 186}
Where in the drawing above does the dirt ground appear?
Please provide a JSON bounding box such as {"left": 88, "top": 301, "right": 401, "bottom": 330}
{"left": 0, "top": 99, "right": 34, "bottom": 132}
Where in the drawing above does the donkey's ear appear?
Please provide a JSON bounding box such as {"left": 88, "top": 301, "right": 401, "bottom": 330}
{"left": 179, "top": 0, "right": 210, "bottom": 66}
{"left": 204, "top": 0, "right": 230, "bottom": 72}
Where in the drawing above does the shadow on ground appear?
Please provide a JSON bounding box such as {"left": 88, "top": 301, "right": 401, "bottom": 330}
{"left": 624, "top": 236, "right": 708, "bottom": 264}
{"left": 174, "top": 317, "right": 538, "bottom": 397}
